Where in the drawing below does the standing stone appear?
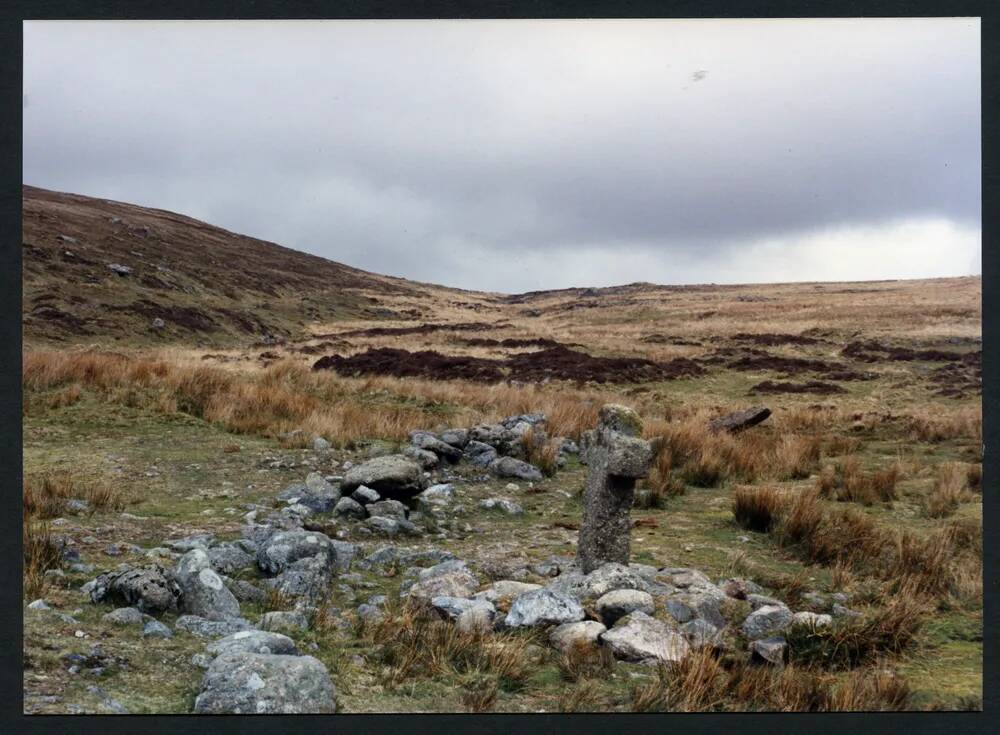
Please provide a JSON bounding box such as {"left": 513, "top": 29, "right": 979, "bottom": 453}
{"left": 577, "top": 405, "right": 653, "bottom": 574}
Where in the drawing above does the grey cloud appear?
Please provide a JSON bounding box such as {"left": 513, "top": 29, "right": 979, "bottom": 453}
{"left": 23, "top": 19, "right": 980, "bottom": 291}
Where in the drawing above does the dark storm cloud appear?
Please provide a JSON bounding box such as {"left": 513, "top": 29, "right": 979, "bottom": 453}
{"left": 23, "top": 19, "right": 981, "bottom": 291}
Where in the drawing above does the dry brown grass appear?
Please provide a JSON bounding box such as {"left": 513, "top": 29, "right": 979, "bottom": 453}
{"left": 23, "top": 350, "right": 617, "bottom": 447}
{"left": 629, "top": 648, "right": 912, "bottom": 712}
{"left": 521, "top": 427, "right": 561, "bottom": 477}
{"left": 734, "top": 485, "right": 980, "bottom": 601}
{"left": 923, "top": 462, "right": 972, "bottom": 518}
{"left": 557, "top": 640, "right": 616, "bottom": 682}
{"left": 908, "top": 407, "right": 982, "bottom": 444}
{"left": 23, "top": 471, "right": 126, "bottom": 519}
{"left": 732, "top": 486, "right": 784, "bottom": 532}
{"left": 23, "top": 518, "right": 61, "bottom": 600}
{"left": 359, "top": 599, "right": 533, "bottom": 696}
{"left": 817, "top": 457, "right": 900, "bottom": 505}
{"left": 639, "top": 448, "right": 685, "bottom": 507}
{"left": 785, "top": 596, "right": 927, "bottom": 669}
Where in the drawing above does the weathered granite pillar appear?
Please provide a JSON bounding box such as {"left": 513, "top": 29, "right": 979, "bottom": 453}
{"left": 577, "top": 405, "right": 654, "bottom": 574}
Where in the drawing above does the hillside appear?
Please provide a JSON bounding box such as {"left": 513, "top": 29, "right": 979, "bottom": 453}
{"left": 22, "top": 185, "right": 438, "bottom": 346}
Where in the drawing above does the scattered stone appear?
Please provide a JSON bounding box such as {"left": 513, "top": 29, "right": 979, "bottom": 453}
{"left": 504, "top": 588, "right": 585, "bottom": 628}
{"left": 595, "top": 589, "right": 655, "bottom": 626}
{"left": 680, "top": 619, "right": 722, "bottom": 648}
{"left": 151, "top": 317, "right": 166, "bottom": 330}
{"left": 708, "top": 406, "right": 772, "bottom": 434}
{"left": 259, "top": 610, "right": 310, "bottom": 634}
{"left": 27, "top": 599, "right": 50, "bottom": 611}
{"left": 341, "top": 455, "right": 426, "bottom": 500}
{"left": 440, "top": 428, "right": 470, "bottom": 448}
{"left": 549, "top": 620, "right": 607, "bottom": 653}
{"left": 742, "top": 604, "right": 793, "bottom": 640}
{"left": 165, "top": 534, "right": 215, "bottom": 553}
{"left": 746, "top": 593, "right": 785, "bottom": 610}
{"left": 107, "top": 263, "right": 133, "bottom": 276}
{"left": 489, "top": 456, "right": 543, "bottom": 482}
{"left": 831, "top": 603, "right": 862, "bottom": 619}
{"left": 430, "top": 596, "right": 496, "bottom": 621}
{"left": 749, "top": 636, "right": 788, "bottom": 666}
{"left": 792, "top": 611, "right": 833, "bottom": 628}
{"left": 464, "top": 440, "right": 499, "bottom": 467}
{"left": 577, "top": 405, "right": 653, "bottom": 573}
{"left": 410, "top": 431, "right": 463, "bottom": 462}
{"left": 402, "top": 446, "right": 438, "bottom": 469}
{"left": 207, "top": 543, "right": 256, "bottom": 575}
{"left": 367, "top": 499, "right": 408, "bottom": 521}
{"left": 175, "top": 549, "right": 242, "bottom": 621}
{"left": 101, "top": 607, "right": 144, "bottom": 626}
{"left": 479, "top": 497, "right": 524, "bottom": 515}
{"left": 474, "top": 580, "right": 542, "bottom": 604}
{"left": 406, "top": 560, "right": 480, "bottom": 601}
{"left": 207, "top": 630, "right": 299, "bottom": 658}
{"left": 365, "top": 516, "right": 421, "bottom": 537}
{"left": 175, "top": 615, "right": 254, "bottom": 638}
{"left": 720, "top": 578, "right": 764, "bottom": 600}
{"left": 312, "top": 437, "right": 331, "bottom": 452}
{"left": 351, "top": 485, "right": 380, "bottom": 504}
{"left": 194, "top": 652, "right": 337, "bottom": 714}
{"left": 333, "top": 496, "right": 366, "bottom": 519}
{"left": 89, "top": 565, "right": 180, "bottom": 615}
{"left": 142, "top": 620, "right": 173, "bottom": 638}
{"left": 600, "top": 611, "right": 689, "bottom": 664}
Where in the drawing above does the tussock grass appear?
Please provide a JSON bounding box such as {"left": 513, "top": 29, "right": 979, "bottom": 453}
{"left": 359, "top": 599, "right": 533, "bottom": 698}
{"left": 23, "top": 471, "right": 125, "bottom": 519}
{"left": 23, "top": 350, "right": 613, "bottom": 447}
{"left": 557, "top": 640, "right": 616, "bottom": 682}
{"left": 785, "top": 597, "right": 927, "bottom": 669}
{"left": 629, "top": 648, "right": 912, "bottom": 712}
{"left": 733, "top": 485, "right": 981, "bottom": 601}
{"left": 923, "top": 462, "right": 973, "bottom": 518}
{"left": 23, "top": 518, "right": 61, "bottom": 600}
{"left": 817, "top": 457, "right": 900, "bottom": 505}
{"left": 732, "top": 486, "right": 784, "bottom": 532}
{"left": 522, "top": 427, "right": 561, "bottom": 477}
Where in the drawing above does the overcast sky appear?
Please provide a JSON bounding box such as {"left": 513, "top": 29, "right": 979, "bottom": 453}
{"left": 23, "top": 19, "right": 981, "bottom": 293}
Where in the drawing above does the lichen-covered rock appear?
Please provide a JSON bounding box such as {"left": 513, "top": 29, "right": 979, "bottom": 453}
{"left": 351, "top": 485, "right": 380, "bottom": 504}
{"left": 749, "top": 636, "right": 787, "bottom": 666}
{"left": 405, "top": 560, "right": 480, "bottom": 601}
{"left": 791, "top": 611, "right": 833, "bottom": 628}
{"left": 89, "top": 565, "right": 180, "bottom": 615}
{"left": 504, "top": 589, "right": 585, "bottom": 628}
{"left": 206, "top": 630, "right": 299, "bottom": 658}
{"left": 333, "top": 496, "right": 366, "bottom": 519}
{"left": 479, "top": 497, "right": 524, "bottom": 515}
{"left": 595, "top": 589, "right": 654, "bottom": 626}
{"left": 194, "top": 652, "right": 336, "bottom": 714}
{"left": 430, "top": 596, "right": 496, "bottom": 621}
{"left": 175, "top": 615, "right": 254, "bottom": 638}
{"left": 409, "top": 431, "right": 463, "bottom": 462}
{"left": 102, "top": 607, "right": 144, "bottom": 626}
{"left": 680, "top": 619, "right": 722, "bottom": 648}
{"left": 742, "top": 604, "right": 793, "bottom": 640}
{"left": 341, "top": 455, "right": 426, "bottom": 499}
{"left": 664, "top": 592, "right": 726, "bottom": 628}
{"left": 464, "top": 440, "right": 499, "bottom": 467}
{"left": 207, "top": 543, "right": 256, "bottom": 575}
{"left": 600, "top": 611, "right": 689, "bottom": 664}
{"left": 488, "top": 456, "right": 543, "bottom": 482}
{"left": 256, "top": 530, "right": 345, "bottom": 576}
{"left": 474, "top": 580, "right": 542, "bottom": 604}
{"left": 440, "top": 428, "right": 470, "bottom": 448}
{"left": 367, "top": 499, "right": 408, "bottom": 521}
{"left": 547, "top": 562, "right": 652, "bottom": 602}
{"left": 259, "top": 610, "right": 309, "bottom": 634}
{"left": 175, "top": 549, "right": 242, "bottom": 621}
{"left": 549, "top": 620, "right": 607, "bottom": 653}
{"left": 142, "top": 619, "right": 173, "bottom": 638}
